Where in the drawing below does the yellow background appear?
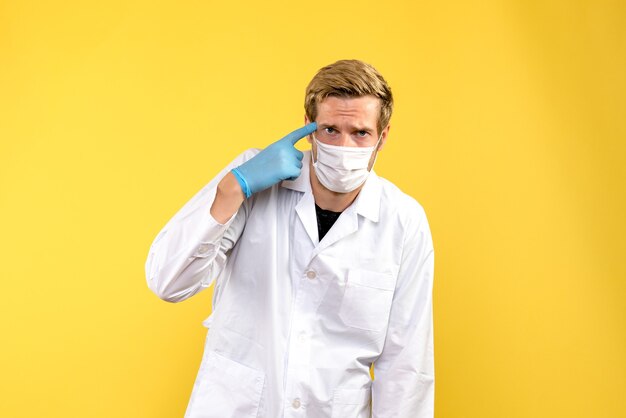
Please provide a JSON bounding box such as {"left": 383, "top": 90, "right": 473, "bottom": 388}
{"left": 1, "top": 0, "right": 624, "bottom": 417}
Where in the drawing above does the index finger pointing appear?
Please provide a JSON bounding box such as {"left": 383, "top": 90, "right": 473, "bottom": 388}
{"left": 283, "top": 122, "right": 317, "bottom": 145}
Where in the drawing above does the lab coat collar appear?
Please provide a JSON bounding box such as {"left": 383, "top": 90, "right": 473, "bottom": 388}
{"left": 353, "top": 167, "right": 382, "bottom": 223}
{"left": 281, "top": 150, "right": 382, "bottom": 223}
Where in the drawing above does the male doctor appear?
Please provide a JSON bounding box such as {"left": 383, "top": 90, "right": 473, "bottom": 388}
{"left": 145, "top": 59, "right": 435, "bottom": 417}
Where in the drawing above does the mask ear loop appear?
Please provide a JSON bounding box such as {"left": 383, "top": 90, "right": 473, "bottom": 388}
{"left": 310, "top": 132, "right": 319, "bottom": 165}
{"left": 374, "top": 131, "right": 383, "bottom": 150}
{"left": 369, "top": 131, "right": 384, "bottom": 170}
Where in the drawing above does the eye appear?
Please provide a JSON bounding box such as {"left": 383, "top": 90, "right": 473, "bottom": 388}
{"left": 357, "top": 130, "right": 368, "bottom": 137}
{"left": 324, "top": 127, "right": 336, "bottom": 135}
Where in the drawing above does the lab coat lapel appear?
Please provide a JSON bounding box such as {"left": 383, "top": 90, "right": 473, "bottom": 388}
{"left": 283, "top": 151, "right": 319, "bottom": 247}
{"left": 282, "top": 150, "right": 383, "bottom": 256}
{"left": 295, "top": 190, "right": 319, "bottom": 246}
{"left": 311, "top": 204, "right": 358, "bottom": 259}
{"left": 310, "top": 169, "right": 382, "bottom": 258}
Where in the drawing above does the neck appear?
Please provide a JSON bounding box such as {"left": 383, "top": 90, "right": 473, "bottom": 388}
{"left": 309, "top": 162, "right": 363, "bottom": 212}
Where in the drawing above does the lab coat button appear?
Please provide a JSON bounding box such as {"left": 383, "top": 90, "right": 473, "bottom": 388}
{"left": 306, "top": 270, "right": 316, "bottom": 279}
{"left": 292, "top": 398, "right": 301, "bottom": 409}
{"left": 197, "top": 244, "right": 210, "bottom": 254}
{"left": 298, "top": 333, "right": 306, "bottom": 343}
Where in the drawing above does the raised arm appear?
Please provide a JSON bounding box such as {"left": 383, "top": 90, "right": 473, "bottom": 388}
{"left": 145, "top": 123, "right": 317, "bottom": 303}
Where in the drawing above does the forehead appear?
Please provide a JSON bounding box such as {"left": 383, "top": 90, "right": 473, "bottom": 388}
{"left": 316, "top": 95, "right": 380, "bottom": 128}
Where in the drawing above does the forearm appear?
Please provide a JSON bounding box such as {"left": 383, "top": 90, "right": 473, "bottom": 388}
{"left": 210, "top": 172, "right": 245, "bottom": 224}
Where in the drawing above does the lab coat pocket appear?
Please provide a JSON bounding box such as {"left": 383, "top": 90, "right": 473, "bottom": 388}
{"left": 185, "top": 350, "right": 265, "bottom": 418}
{"left": 331, "top": 386, "right": 371, "bottom": 418}
{"left": 339, "top": 270, "right": 396, "bottom": 331}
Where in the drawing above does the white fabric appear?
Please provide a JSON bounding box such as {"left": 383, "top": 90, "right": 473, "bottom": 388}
{"left": 145, "top": 149, "right": 435, "bottom": 418}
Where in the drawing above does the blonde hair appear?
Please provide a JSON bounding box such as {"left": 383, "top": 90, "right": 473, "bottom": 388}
{"left": 304, "top": 59, "right": 393, "bottom": 134}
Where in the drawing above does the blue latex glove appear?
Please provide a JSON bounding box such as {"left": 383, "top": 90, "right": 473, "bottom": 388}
{"left": 231, "top": 122, "right": 317, "bottom": 198}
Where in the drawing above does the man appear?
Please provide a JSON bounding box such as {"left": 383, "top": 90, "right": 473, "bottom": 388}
{"left": 145, "top": 59, "right": 435, "bottom": 417}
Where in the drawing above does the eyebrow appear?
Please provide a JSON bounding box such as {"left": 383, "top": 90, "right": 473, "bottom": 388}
{"left": 318, "top": 123, "right": 374, "bottom": 132}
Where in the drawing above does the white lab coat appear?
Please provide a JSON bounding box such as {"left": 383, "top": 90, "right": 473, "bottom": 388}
{"left": 146, "top": 149, "right": 435, "bottom": 418}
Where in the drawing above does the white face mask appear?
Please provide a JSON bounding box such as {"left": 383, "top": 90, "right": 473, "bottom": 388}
{"left": 311, "top": 132, "right": 382, "bottom": 193}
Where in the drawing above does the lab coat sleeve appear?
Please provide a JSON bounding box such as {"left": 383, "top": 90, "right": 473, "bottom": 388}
{"left": 145, "top": 149, "right": 260, "bottom": 303}
{"left": 372, "top": 207, "right": 435, "bottom": 418}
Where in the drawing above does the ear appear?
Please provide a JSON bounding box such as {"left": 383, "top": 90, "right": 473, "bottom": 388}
{"left": 304, "top": 115, "right": 313, "bottom": 144}
{"left": 377, "top": 124, "right": 391, "bottom": 151}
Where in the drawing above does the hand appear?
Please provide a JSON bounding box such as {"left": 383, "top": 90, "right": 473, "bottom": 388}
{"left": 231, "top": 122, "right": 317, "bottom": 197}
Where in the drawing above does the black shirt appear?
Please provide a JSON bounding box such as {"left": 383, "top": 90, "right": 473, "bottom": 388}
{"left": 315, "top": 204, "right": 343, "bottom": 241}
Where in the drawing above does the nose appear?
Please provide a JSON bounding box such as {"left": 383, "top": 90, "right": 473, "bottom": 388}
{"left": 336, "top": 133, "right": 352, "bottom": 147}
